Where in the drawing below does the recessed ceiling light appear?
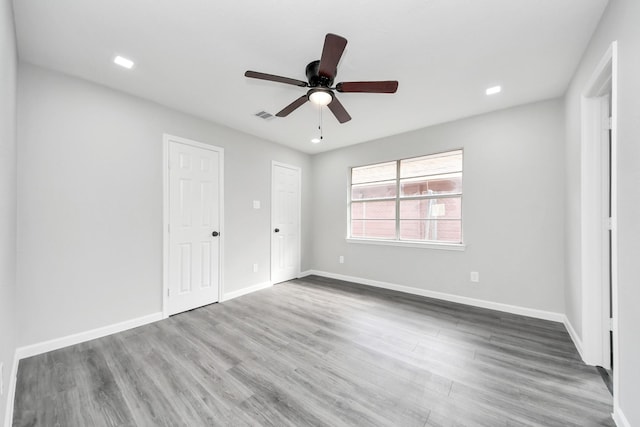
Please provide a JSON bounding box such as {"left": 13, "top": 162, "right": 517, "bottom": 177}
{"left": 114, "top": 55, "right": 134, "bottom": 69}
{"left": 486, "top": 85, "right": 501, "bottom": 95}
{"left": 311, "top": 138, "right": 321, "bottom": 144}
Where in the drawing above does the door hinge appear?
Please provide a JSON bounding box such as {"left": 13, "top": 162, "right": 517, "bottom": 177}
{"left": 167, "top": 223, "right": 170, "bottom": 233}
{"left": 608, "top": 317, "right": 613, "bottom": 331}
{"left": 607, "top": 217, "right": 613, "bottom": 230}
{"left": 167, "top": 288, "right": 171, "bottom": 297}
{"left": 608, "top": 116, "right": 613, "bottom": 130}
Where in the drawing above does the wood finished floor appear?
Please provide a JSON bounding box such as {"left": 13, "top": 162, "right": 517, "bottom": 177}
{"left": 13, "top": 276, "right": 614, "bottom": 427}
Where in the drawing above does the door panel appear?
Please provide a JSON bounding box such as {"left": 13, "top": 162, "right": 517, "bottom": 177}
{"left": 271, "top": 163, "right": 300, "bottom": 284}
{"left": 168, "top": 141, "right": 221, "bottom": 315}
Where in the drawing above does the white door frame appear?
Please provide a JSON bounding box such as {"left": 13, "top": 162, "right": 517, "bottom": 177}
{"left": 271, "top": 161, "right": 301, "bottom": 283}
{"left": 580, "top": 41, "right": 618, "bottom": 391}
{"left": 162, "top": 134, "right": 225, "bottom": 318}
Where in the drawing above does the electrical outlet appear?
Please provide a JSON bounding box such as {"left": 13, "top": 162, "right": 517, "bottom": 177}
{"left": 253, "top": 263, "right": 258, "bottom": 273}
{"left": 339, "top": 256, "right": 344, "bottom": 264}
{"left": 252, "top": 200, "right": 261, "bottom": 209}
{"left": 470, "top": 271, "right": 480, "bottom": 283}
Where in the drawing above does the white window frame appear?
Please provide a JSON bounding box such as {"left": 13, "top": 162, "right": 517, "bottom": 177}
{"left": 347, "top": 149, "right": 465, "bottom": 251}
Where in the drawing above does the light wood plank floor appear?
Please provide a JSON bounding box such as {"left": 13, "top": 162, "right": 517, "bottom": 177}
{"left": 13, "top": 276, "right": 614, "bottom": 426}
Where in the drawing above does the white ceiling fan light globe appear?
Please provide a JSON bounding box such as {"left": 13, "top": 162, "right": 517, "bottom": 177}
{"left": 308, "top": 90, "right": 333, "bottom": 106}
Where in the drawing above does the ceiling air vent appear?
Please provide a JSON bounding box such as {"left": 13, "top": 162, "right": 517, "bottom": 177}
{"left": 254, "top": 111, "right": 275, "bottom": 121}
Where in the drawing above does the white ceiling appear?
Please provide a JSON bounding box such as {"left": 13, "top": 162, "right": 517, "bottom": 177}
{"left": 12, "top": 0, "right": 608, "bottom": 154}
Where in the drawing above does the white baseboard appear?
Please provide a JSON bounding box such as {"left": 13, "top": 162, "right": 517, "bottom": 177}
{"left": 11, "top": 278, "right": 276, "bottom": 365}
{"left": 6, "top": 311, "right": 161, "bottom": 427}
{"left": 613, "top": 407, "right": 631, "bottom": 427}
{"left": 3, "top": 352, "right": 19, "bottom": 427}
{"left": 562, "top": 315, "right": 585, "bottom": 361}
{"left": 299, "top": 270, "right": 315, "bottom": 278}
{"left": 15, "top": 312, "right": 163, "bottom": 361}
{"left": 222, "top": 281, "right": 272, "bottom": 302}
{"left": 299, "top": 270, "right": 565, "bottom": 323}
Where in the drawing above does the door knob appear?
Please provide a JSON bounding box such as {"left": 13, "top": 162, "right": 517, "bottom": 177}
{"left": 274, "top": 228, "right": 280, "bottom": 233}
{"left": 212, "top": 231, "right": 219, "bottom": 237}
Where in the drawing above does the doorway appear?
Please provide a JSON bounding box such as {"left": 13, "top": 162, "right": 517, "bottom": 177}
{"left": 580, "top": 42, "right": 618, "bottom": 397}
{"left": 271, "top": 161, "right": 301, "bottom": 284}
{"left": 163, "top": 134, "right": 224, "bottom": 316}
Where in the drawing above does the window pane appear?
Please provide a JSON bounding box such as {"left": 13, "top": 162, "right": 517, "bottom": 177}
{"left": 399, "top": 220, "right": 462, "bottom": 242}
{"left": 400, "top": 150, "right": 462, "bottom": 179}
{"left": 351, "top": 201, "right": 396, "bottom": 220}
{"left": 399, "top": 197, "right": 461, "bottom": 220}
{"left": 351, "top": 180, "right": 396, "bottom": 200}
{"left": 400, "top": 173, "right": 462, "bottom": 196}
{"left": 351, "top": 220, "right": 396, "bottom": 239}
{"left": 349, "top": 150, "right": 463, "bottom": 244}
{"left": 352, "top": 161, "right": 396, "bottom": 184}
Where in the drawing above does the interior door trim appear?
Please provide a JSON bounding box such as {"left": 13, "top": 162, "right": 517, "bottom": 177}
{"left": 271, "top": 160, "right": 302, "bottom": 283}
{"left": 162, "top": 134, "right": 225, "bottom": 318}
{"left": 579, "top": 41, "right": 619, "bottom": 403}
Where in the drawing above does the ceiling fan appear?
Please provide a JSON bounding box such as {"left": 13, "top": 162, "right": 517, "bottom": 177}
{"left": 244, "top": 33, "right": 399, "bottom": 124}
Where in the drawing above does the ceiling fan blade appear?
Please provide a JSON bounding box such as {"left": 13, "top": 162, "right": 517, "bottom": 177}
{"left": 336, "top": 81, "right": 399, "bottom": 93}
{"left": 318, "top": 34, "right": 347, "bottom": 80}
{"left": 276, "top": 95, "right": 309, "bottom": 117}
{"left": 327, "top": 97, "right": 352, "bottom": 123}
{"left": 245, "top": 71, "right": 308, "bottom": 87}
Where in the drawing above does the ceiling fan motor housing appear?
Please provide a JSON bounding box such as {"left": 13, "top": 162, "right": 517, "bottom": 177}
{"left": 306, "top": 60, "right": 335, "bottom": 87}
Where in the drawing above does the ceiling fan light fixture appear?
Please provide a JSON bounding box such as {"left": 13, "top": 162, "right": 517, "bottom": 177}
{"left": 311, "top": 138, "right": 321, "bottom": 144}
{"left": 308, "top": 89, "right": 333, "bottom": 106}
{"left": 245, "top": 33, "right": 396, "bottom": 124}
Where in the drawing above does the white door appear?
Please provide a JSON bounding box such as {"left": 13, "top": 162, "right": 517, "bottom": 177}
{"left": 167, "top": 138, "right": 222, "bottom": 315}
{"left": 271, "top": 162, "right": 301, "bottom": 284}
{"left": 601, "top": 95, "right": 612, "bottom": 371}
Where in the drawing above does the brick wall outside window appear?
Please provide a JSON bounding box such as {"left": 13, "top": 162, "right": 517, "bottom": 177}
{"left": 350, "top": 150, "right": 463, "bottom": 244}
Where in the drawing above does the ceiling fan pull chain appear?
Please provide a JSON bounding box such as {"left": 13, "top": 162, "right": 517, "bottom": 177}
{"left": 319, "top": 107, "right": 324, "bottom": 141}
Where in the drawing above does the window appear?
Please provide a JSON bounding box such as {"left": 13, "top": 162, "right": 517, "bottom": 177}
{"left": 349, "top": 149, "right": 463, "bottom": 245}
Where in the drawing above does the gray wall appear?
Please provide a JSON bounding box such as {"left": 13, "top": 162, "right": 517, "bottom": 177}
{"left": 311, "top": 99, "right": 566, "bottom": 313}
{"left": 0, "top": 0, "right": 17, "bottom": 422}
{"left": 11, "top": 2, "right": 639, "bottom": 422}
{"left": 564, "top": 0, "right": 640, "bottom": 424}
{"left": 16, "top": 63, "right": 311, "bottom": 347}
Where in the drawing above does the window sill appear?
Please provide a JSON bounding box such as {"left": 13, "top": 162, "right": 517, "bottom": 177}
{"left": 346, "top": 238, "right": 466, "bottom": 251}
